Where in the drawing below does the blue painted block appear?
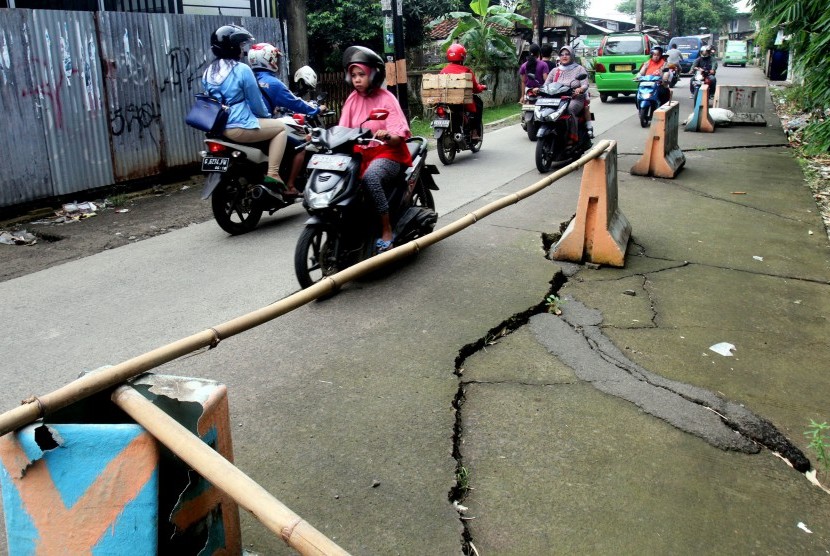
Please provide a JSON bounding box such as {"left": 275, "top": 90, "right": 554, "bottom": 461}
{"left": 0, "top": 423, "right": 159, "bottom": 555}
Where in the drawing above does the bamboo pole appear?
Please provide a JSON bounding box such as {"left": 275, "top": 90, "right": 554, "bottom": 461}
{"left": 111, "top": 385, "right": 350, "bottom": 556}
{"left": 0, "top": 140, "right": 612, "bottom": 437}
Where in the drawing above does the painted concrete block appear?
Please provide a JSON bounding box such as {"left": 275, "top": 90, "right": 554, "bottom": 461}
{"left": 0, "top": 423, "right": 159, "bottom": 554}
{"left": 132, "top": 374, "right": 241, "bottom": 555}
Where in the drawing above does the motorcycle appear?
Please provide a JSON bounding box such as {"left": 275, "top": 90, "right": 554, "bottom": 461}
{"left": 533, "top": 74, "right": 593, "bottom": 173}
{"left": 294, "top": 109, "right": 440, "bottom": 289}
{"left": 198, "top": 96, "right": 333, "bottom": 235}
{"left": 521, "top": 86, "right": 539, "bottom": 141}
{"left": 690, "top": 68, "right": 714, "bottom": 102}
{"left": 430, "top": 93, "right": 484, "bottom": 165}
{"left": 634, "top": 75, "right": 669, "bottom": 128}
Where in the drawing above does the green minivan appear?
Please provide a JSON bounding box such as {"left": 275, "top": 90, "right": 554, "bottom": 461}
{"left": 593, "top": 32, "right": 658, "bottom": 102}
{"left": 723, "top": 40, "right": 748, "bottom": 67}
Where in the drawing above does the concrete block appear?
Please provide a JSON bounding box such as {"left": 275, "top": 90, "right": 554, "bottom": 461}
{"left": 631, "top": 101, "right": 686, "bottom": 178}
{"left": 714, "top": 85, "right": 767, "bottom": 125}
{"left": 551, "top": 141, "right": 631, "bottom": 267}
{"left": 0, "top": 423, "right": 159, "bottom": 554}
{"left": 685, "top": 84, "right": 715, "bottom": 133}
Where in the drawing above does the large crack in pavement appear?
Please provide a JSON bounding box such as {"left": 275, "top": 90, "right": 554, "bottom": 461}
{"left": 449, "top": 266, "right": 811, "bottom": 554}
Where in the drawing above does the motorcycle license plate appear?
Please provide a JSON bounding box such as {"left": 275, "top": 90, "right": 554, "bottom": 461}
{"left": 201, "top": 157, "right": 229, "bottom": 172}
{"left": 536, "top": 98, "right": 559, "bottom": 106}
{"left": 613, "top": 64, "right": 633, "bottom": 72}
{"left": 308, "top": 154, "right": 351, "bottom": 171}
{"left": 432, "top": 119, "right": 450, "bottom": 128}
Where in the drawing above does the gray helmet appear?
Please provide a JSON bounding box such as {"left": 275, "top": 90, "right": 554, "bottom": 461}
{"left": 211, "top": 24, "right": 254, "bottom": 60}
{"left": 342, "top": 46, "right": 385, "bottom": 91}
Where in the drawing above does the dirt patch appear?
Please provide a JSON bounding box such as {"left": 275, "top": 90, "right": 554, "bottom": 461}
{"left": 0, "top": 174, "right": 212, "bottom": 283}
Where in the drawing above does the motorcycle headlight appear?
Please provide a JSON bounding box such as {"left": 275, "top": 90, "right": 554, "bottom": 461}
{"left": 642, "top": 92, "right": 652, "bottom": 98}
{"left": 306, "top": 188, "right": 338, "bottom": 210}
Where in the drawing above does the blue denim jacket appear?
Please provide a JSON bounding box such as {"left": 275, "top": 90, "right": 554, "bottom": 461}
{"left": 202, "top": 60, "right": 270, "bottom": 129}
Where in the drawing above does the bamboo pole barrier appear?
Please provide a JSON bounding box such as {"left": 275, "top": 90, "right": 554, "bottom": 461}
{"left": 0, "top": 139, "right": 612, "bottom": 437}
{"left": 111, "top": 385, "right": 350, "bottom": 556}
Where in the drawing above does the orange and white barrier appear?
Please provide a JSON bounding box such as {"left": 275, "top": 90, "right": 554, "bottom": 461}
{"left": 630, "top": 101, "right": 686, "bottom": 178}
{"left": 550, "top": 141, "right": 631, "bottom": 267}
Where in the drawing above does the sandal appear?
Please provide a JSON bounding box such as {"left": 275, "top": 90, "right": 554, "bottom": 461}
{"left": 263, "top": 175, "right": 287, "bottom": 191}
{"left": 375, "top": 238, "right": 394, "bottom": 253}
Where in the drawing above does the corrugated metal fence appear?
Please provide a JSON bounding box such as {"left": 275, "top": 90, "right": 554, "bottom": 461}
{"left": 0, "top": 8, "right": 284, "bottom": 208}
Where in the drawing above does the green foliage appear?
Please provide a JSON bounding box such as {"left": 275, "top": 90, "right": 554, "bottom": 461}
{"left": 546, "top": 0, "right": 590, "bottom": 16}
{"left": 805, "top": 420, "right": 830, "bottom": 476}
{"left": 616, "top": 0, "right": 737, "bottom": 36}
{"left": 545, "top": 294, "right": 563, "bottom": 315}
{"left": 753, "top": 0, "right": 830, "bottom": 153}
{"left": 429, "top": 0, "right": 532, "bottom": 72}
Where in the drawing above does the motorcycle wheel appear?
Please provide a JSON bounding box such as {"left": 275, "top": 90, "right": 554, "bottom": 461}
{"left": 535, "top": 136, "right": 555, "bottom": 173}
{"left": 412, "top": 180, "right": 436, "bottom": 210}
{"left": 211, "top": 177, "right": 263, "bottom": 235}
{"left": 437, "top": 133, "right": 456, "bottom": 165}
{"left": 470, "top": 121, "right": 484, "bottom": 153}
{"left": 526, "top": 121, "right": 538, "bottom": 141}
{"left": 639, "top": 105, "right": 650, "bottom": 128}
{"left": 295, "top": 225, "right": 340, "bottom": 289}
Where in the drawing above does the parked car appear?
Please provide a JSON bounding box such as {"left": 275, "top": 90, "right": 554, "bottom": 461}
{"left": 668, "top": 35, "right": 708, "bottom": 74}
{"left": 723, "top": 39, "right": 748, "bottom": 67}
{"left": 593, "top": 32, "right": 657, "bottom": 103}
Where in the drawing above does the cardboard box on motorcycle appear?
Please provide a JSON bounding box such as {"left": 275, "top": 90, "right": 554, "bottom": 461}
{"left": 421, "top": 73, "right": 473, "bottom": 105}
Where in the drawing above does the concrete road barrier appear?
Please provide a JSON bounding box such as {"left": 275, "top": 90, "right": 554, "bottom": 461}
{"left": 685, "top": 84, "right": 715, "bottom": 133}
{"left": 630, "top": 101, "right": 686, "bottom": 178}
{"left": 0, "top": 423, "right": 159, "bottom": 554}
{"left": 550, "top": 141, "right": 631, "bottom": 267}
{"left": 715, "top": 85, "right": 767, "bottom": 125}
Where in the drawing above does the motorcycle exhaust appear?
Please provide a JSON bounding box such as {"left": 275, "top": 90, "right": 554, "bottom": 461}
{"left": 251, "top": 184, "right": 283, "bottom": 201}
{"left": 454, "top": 133, "right": 463, "bottom": 142}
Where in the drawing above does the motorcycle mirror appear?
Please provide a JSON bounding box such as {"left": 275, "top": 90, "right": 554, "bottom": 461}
{"left": 576, "top": 73, "right": 588, "bottom": 80}
{"left": 527, "top": 72, "right": 537, "bottom": 81}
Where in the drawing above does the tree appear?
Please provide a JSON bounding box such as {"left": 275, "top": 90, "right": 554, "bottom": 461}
{"left": 306, "top": 0, "right": 464, "bottom": 72}
{"left": 429, "top": 0, "right": 532, "bottom": 72}
{"left": 616, "top": 0, "right": 737, "bottom": 36}
{"left": 752, "top": 0, "right": 830, "bottom": 153}
{"left": 547, "top": 0, "right": 589, "bottom": 16}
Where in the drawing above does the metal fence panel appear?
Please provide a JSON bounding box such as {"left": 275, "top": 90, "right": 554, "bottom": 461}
{"left": 30, "top": 9, "right": 115, "bottom": 198}
{"left": 0, "top": 10, "right": 54, "bottom": 206}
{"left": 99, "top": 11, "right": 165, "bottom": 180}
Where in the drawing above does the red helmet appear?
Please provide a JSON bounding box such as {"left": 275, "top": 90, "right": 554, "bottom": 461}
{"left": 447, "top": 44, "right": 467, "bottom": 63}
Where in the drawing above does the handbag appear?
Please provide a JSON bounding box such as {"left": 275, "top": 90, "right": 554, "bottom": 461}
{"left": 185, "top": 93, "right": 229, "bottom": 134}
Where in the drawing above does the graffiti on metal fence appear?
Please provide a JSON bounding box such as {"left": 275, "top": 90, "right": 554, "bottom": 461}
{"left": 109, "top": 101, "right": 161, "bottom": 140}
{"left": 159, "top": 46, "right": 209, "bottom": 95}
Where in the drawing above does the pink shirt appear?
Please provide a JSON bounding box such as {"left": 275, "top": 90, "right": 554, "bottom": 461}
{"left": 339, "top": 88, "right": 411, "bottom": 139}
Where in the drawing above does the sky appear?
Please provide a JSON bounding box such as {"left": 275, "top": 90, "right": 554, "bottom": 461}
{"left": 586, "top": 0, "right": 752, "bottom": 21}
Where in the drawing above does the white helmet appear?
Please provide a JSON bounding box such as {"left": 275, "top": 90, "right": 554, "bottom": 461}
{"left": 294, "top": 65, "right": 318, "bottom": 90}
{"left": 700, "top": 46, "right": 710, "bottom": 55}
{"left": 247, "top": 43, "right": 281, "bottom": 71}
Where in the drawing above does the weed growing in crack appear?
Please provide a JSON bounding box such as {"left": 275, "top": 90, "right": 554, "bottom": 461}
{"left": 456, "top": 466, "right": 470, "bottom": 496}
{"left": 545, "top": 294, "right": 564, "bottom": 315}
{"left": 805, "top": 420, "right": 830, "bottom": 478}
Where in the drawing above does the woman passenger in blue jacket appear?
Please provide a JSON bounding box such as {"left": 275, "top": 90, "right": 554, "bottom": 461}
{"left": 202, "top": 25, "right": 288, "bottom": 192}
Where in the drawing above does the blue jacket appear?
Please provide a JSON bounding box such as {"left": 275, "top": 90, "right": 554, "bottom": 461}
{"left": 253, "top": 69, "right": 320, "bottom": 116}
{"left": 202, "top": 60, "right": 270, "bottom": 129}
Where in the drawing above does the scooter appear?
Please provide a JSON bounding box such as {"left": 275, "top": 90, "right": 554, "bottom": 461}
{"left": 533, "top": 74, "right": 593, "bottom": 173}
{"left": 521, "top": 86, "right": 539, "bottom": 141}
{"left": 198, "top": 97, "right": 333, "bottom": 235}
{"left": 294, "top": 109, "right": 440, "bottom": 288}
{"left": 690, "top": 68, "right": 714, "bottom": 102}
{"left": 634, "top": 75, "right": 669, "bottom": 128}
{"left": 430, "top": 93, "right": 484, "bottom": 165}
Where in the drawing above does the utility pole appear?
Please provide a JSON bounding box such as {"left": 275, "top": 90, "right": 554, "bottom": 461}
{"left": 284, "top": 0, "right": 308, "bottom": 84}
{"left": 538, "top": 0, "right": 546, "bottom": 47}
{"left": 381, "top": 0, "right": 409, "bottom": 119}
{"left": 635, "top": 0, "right": 643, "bottom": 31}
{"left": 670, "top": 0, "right": 677, "bottom": 38}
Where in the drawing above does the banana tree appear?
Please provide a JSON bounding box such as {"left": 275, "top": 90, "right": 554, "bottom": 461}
{"left": 429, "top": 0, "right": 531, "bottom": 72}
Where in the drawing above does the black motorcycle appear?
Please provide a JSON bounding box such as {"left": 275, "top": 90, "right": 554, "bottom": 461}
{"left": 294, "top": 109, "right": 439, "bottom": 288}
{"left": 198, "top": 99, "right": 334, "bottom": 235}
{"left": 533, "top": 74, "right": 593, "bottom": 173}
{"left": 430, "top": 95, "right": 484, "bottom": 165}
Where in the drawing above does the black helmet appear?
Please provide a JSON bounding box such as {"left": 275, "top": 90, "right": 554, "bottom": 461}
{"left": 211, "top": 24, "right": 254, "bottom": 60}
{"left": 342, "top": 46, "right": 386, "bottom": 91}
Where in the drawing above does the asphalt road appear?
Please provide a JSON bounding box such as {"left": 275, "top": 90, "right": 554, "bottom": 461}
{"left": 0, "top": 65, "right": 770, "bottom": 553}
